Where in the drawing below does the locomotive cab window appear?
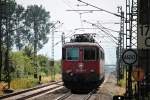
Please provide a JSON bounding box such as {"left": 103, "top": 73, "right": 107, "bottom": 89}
{"left": 100, "top": 51, "right": 104, "bottom": 60}
{"left": 62, "top": 48, "right": 66, "bottom": 60}
{"left": 84, "top": 47, "right": 96, "bottom": 60}
{"left": 66, "top": 47, "right": 79, "bottom": 60}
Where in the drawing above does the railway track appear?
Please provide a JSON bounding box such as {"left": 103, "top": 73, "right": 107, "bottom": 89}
{"left": 54, "top": 74, "right": 111, "bottom": 100}
{"left": 55, "top": 89, "right": 97, "bottom": 100}
{"left": 0, "top": 74, "right": 111, "bottom": 100}
{"left": 0, "top": 81, "right": 64, "bottom": 100}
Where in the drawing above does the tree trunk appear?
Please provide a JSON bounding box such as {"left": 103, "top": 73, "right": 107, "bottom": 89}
{"left": 33, "top": 21, "right": 38, "bottom": 78}
{"left": 0, "top": 14, "right": 2, "bottom": 81}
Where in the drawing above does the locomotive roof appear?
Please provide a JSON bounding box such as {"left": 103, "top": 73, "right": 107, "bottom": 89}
{"left": 63, "top": 42, "right": 104, "bottom": 51}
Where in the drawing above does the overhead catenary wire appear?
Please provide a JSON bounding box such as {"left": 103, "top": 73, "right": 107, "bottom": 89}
{"left": 77, "top": 0, "right": 122, "bottom": 18}
{"left": 61, "top": 0, "right": 80, "bottom": 14}
{"left": 96, "top": 22, "right": 119, "bottom": 40}
{"left": 54, "top": 29, "right": 78, "bottom": 46}
{"left": 56, "top": 0, "right": 122, "bottom": 46}
{"left": 96, "top": 22, "right": 120, "bottom": 33}
{"left": 98, "top": 26, "right": 118, "bottom": 45}
{"left": 53, "top": 24, "right": 119, "bottom": 47}
{"left": 83, "top": 20, "right": 118, "bottom": 45}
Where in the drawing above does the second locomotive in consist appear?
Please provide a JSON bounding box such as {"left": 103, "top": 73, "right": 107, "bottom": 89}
{"left": 62, "top": 34, "right": 105, "bottom": 91}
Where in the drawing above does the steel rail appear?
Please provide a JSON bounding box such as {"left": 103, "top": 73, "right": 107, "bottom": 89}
{"left": 0, "top": 81, "right": 62, "bottom": 99}
{"left": 54, "top": 92, "right": 72, "bottom": 100}
{"left": 17, "top": 85, "right": 64, "bottom": 100}
{"left": 82, "top": 89, "right": 97, "bottom": 100}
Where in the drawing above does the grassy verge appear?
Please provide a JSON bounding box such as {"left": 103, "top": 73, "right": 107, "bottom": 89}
{"left": 10, "top": 77, "right": 39, "bottom": 90}
{"left": 41, "top": 74, "right": 61, "bottom": 83}
{"left": 11, "top": 74, "right": 61, "bottom": 90}
{"left": 0, "top": 74, "right": 61, "bottom": 96}
{"left": 118, "top": 79, "right": 126, "bottom": 87}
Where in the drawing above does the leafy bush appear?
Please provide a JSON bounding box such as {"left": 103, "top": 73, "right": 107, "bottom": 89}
{"left": 54, "top": 61, "right": 61, "bottom": 74}
{"left": 10, "top": 51, "right": 34, "bottom": 78}
{"left": 118, "top": 79, "right": 126, "bottom": 87}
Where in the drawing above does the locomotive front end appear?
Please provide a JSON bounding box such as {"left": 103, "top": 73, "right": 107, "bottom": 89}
{"left": 62, "top": 43, "right": 104, "bottom": 90}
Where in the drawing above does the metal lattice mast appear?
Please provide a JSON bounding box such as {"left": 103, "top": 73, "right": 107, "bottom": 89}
{"left": 51, "top": 28, "right": 54, "bottom": 64}
{"left": 126, "top": 0, "right": 131, "bottom": 49}
{"left": 125, "top": 0, "right": 137, "bottom": 98}
{"left": 50, "top": 21, "right": 60, "bottom": 81}
{"left": 131, "top": 0, "right": 137, "bottom": 48}
{"left": 120, "top": 9, "right": 125, "bottom": 80}
{"left": 125, "top": 0, "right": 131, "bottom": 97}
{"left": 51, "top": 26, "right": 55, "bottom": 81}
{"left": 125, "top": 0, "right": 137, "bottom": 48}
{"left": 61, "top": 32, "right": 65, "bottom": 46}
{"left": 117, "top": 6, "right": 125, "bottom": 82}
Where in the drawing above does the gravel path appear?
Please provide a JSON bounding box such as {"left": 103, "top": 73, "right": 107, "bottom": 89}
{"left": 95, "top": 72, "right": 125, "bottom": 100}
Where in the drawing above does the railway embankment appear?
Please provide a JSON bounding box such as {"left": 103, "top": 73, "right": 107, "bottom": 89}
{"left": 95, "top": 72, "right": 125, "bottom": 100}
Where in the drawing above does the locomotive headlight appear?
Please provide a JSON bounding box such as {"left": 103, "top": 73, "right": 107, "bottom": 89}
{"left": 70, "top": 72, "right": 73, "bottom": 76}
{"left": 66, "top": 69, "right": 72, "bottom": 73}
{"left": 90, "top": 69, "right": 95, "bottom": 72}
{"left": 78, "top": 63, "right": 84, "bottom": 69}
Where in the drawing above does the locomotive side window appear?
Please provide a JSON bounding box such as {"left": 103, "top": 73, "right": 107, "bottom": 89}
{"left": 84, "top": 47, "right": 96, "bottom": 60}
{"left": 62, "top": 48, "right": 66, "bottom": 60}
{"left": 96, "top": 48, "right": 99, "bottom": 59}
{"left": 66, "top": 48, "right": 79, "bottom": 60}
{"left": 100, "top": 51, "right": 104, "bottom": 60}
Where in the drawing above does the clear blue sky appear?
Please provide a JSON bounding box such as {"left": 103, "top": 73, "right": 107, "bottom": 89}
{"left": 16, "top": 0, "right": 125, "bottom": 65}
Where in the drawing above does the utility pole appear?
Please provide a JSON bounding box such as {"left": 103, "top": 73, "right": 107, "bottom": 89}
{"left": 125, "top": 0, "right": 137, "bottom": 99}
{"left": 61, "top": 32, "right": 65, "bottom": 46}
{"left": 51, "top": 26, "right": 55, "bottom": 81}
{"left": 125, "top": 0, "right": 132, "bottom": 98}
{"left": 117, "top": 6, "right": 124, "bottom": 83}
{"left": 50, "top": 21, "right": 60, "bottom": 81}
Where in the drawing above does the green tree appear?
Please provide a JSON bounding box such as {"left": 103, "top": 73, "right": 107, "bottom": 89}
{"left": 10, "top": 51, "right": 34, "bottom": 78}
{"left": 23, "top": 45, "right": 34, "bottom": 57}
{"left": 37, "top": 55, "right": 49, "bottom": 76}
{"left": 1, "top": 0, "right": 17, "bottom": 86}
{"left": 54, "top": 60, "right": 61, "bottom": 74}
{"left": 23, "top": 5, "right": 50, "bottom": 78}
{"left": 14, "top": 4, "right": 25, "bottom": 51}
{"left": 24, "top": 5, "right": 50, "bottom": 53}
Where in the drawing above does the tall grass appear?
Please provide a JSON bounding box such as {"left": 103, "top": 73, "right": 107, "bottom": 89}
{"left": 10, "top": 77, "right": 38, "bottom": 90}
{"left": 10, "top": 74, "right": 61, "bottom": 90}
{"left": 41, "top": 74, "right": 61, "bottom": 83}
{"left": 118, "top": 79, "right": 126, "bottom": 87}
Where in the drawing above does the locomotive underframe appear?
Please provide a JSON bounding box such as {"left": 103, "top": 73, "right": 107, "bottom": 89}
{"left": 62, "top": 72, "right": 104, "bottom": 90}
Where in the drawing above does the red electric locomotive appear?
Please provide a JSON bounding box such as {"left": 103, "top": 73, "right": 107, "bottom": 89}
{"left": 62, "top": 34, "right": 105, "bottom": 91}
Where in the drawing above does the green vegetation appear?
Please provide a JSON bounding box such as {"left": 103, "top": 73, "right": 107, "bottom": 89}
{"left": 0, "top": 0, "right": 62, "bottom": 93}
{"left": 118, "top": 79, "right": 126, "bottom": 87}
{"left": 8, "top": 51, "right": 61, "bottom": 90}
{"left": 118, "top": 72, "right": 126, "bottom": 87}
{"left": 11, "top": 77, "right": 38, "bottom": 90}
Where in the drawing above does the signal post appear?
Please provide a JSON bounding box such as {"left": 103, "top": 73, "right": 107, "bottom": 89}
{"left": 122, "top": 49, "right": 137, "bottom": 99}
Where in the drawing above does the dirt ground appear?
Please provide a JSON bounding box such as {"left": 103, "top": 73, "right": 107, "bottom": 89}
{"left": 95, "top": 72, "right": 125, "bottom": 100}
